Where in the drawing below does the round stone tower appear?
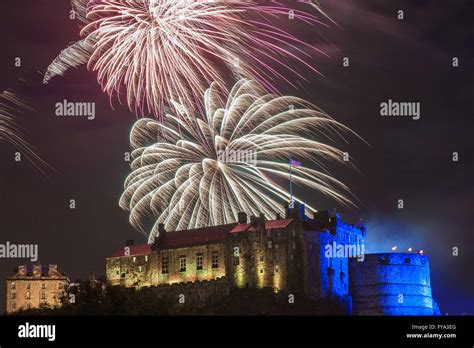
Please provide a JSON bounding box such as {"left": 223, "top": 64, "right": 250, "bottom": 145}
{"left": 349, "top": 253, "right": 439, "bottom": 315}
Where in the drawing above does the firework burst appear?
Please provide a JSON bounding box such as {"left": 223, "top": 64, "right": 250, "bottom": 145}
{"left": 45, "top": 0, "right": 333, "bottom": 117}
{"left": 120, "top": 79, "right": 357, "bottom": 242}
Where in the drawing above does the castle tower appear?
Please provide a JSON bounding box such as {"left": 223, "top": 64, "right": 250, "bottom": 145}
{"left": 349, "top": 253, "right": 440, "bottom": 315}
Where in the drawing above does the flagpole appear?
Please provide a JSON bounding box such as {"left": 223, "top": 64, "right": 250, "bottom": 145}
{"left": 289, "top": 156, "right": 293, "bottom": 206}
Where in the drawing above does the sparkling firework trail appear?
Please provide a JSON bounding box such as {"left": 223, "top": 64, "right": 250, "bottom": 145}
{"left": 120, "top": 79, "right": 357, "bottom": 242}
{"left": 0, "top": 91, "right": 49, "bottom": 173}
{"left": 45, "top": 0, "right": 333, "bottom": 117}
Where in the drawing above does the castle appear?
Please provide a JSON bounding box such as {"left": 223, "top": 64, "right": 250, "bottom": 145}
{"left": 106, "top": 204, "right": 440, "bottom": 315}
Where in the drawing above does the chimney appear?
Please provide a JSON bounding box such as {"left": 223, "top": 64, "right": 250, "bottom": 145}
{"left": 250, "top": 215, "right": 259, "bottom": 225}
{"left": 237, "top": 212, "right": 247, "bottom": 224}
{"left": 259, "top": 213, "right": 266, "bottom": 229}
{"left": 125, "top": 239, "right": 134, "bottom": 246}
{"left": 158, "top": 223, "right": 166, "bottom": 235}
{"left": 49, "top": 264, "right": 58, "bottom": 275}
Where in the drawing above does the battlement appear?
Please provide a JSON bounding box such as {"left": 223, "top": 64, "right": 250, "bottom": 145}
{"left": 357, "top": 253, "right": 429, "bottom": 267}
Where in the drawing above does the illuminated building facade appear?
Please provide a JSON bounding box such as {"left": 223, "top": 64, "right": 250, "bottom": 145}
{"left": 106, "top": 204, "right": 366, "bottom": 308}
{"left": 5, "top": 264, "right": 69, "bottom": 314}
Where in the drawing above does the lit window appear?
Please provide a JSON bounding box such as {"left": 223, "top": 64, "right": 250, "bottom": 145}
{"left": 162, "top": 257, "right": 169, "bottom": 274}
{"left": 133, "top": 256, "right": 137, "bottom": 263}
{"left": 145, "top": 255, "right": 148, "bottom": 262}
{"left": 179, "top": 256, "right": 187, "bottom": 272}
{"left": 211, "top": 252, "right": 219, "bottom": 269}
{"left": 196, "top": 254, "right": 203, "bottom": 270}
{"left": 138, "top": 266, "right": 143, "bottom": 272}
{"left": 10, "top": 282, "right": 15, "bottom": 290}
{"left": 25, "top": 291, "right": 30, "bottom": 300}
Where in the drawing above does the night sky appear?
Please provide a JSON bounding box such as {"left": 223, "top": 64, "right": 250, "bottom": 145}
{"left": 0, "top": 0, "right": 473, "bottom": 314}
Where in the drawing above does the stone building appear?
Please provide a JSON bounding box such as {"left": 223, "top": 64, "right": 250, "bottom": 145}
{"left": 349, "top": 253, "right": 440, "bottom": 315}
{"left": 6, "top": 264, "right": 69, "bottom": 314}
{"left": 106, "top": 205, "right": 366, "bottom": 308}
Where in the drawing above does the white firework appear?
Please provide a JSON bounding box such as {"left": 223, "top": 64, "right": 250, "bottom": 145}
{"left": 44, "top": 0, "right": 333, "bottom": 116}
{"left": 0, "top": 90, "right": 50, "bottom": 174}
{"left": 120, "top": 79, "right": 357, "bottom": 242}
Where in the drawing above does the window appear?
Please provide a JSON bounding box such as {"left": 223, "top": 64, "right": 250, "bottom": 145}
{"left": 11, "top": 302, "right": 16, "bottom": 311}
{"left": 179, "top": 256, "right": 187, "bottom": 272}
{"left": 268, "top": 241, "right": 272, "bottom": 249}
{"left": 292, "top": 241, "right": 296, "bottom": 249}
{"left": 26, "top": 303, "right": 31, "bottom": 309}
{"left": 11, "top": 292, "right": 16, "bottom": 300}
{"left": 138, "top": 266, "right": 143, "bottom": 272}
{"left": 162, "top": 257, "right": 169, "bottom": 274}
{"left": 275, "top": 266, "right": 279, "bottom": 273}
{"left": 260, "top": 256, "right": 264, "bottom": 262}
{"left": 404, "top": 258, "right": 411, "bottom": 264}
{"left": 10, "top": 282, "right": 15, "bottom": 290}
{"left": 275, "top": 243, "right": 279, "bottom": 250}
{"left": 116, "top": 270, "right": 119, "bottom": 275}
{"left": 25, "top": 291, "right": 31, "bottom": 300}
{"left": 133, "top": 256, "right": 137, "bottom": 263}
{"left": 26, "top": 283, "right": 31, "bottom": 290}
{"left": 233, "top": 256, "right": 240, "bottom": 266}
{"left": 41, "top": 282, "right": 46, "bottom": 289}
{"left": 41, "top": 292, "right": 46, "bottom": 300}
{"left": 196, "top": 254, "right": 203, "bottom": 270}
{"left": 145, "top": 255, "right": 148, "bottom": 262}
{"left": 211, "top": 252, "right": 219, "bottom": 269}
